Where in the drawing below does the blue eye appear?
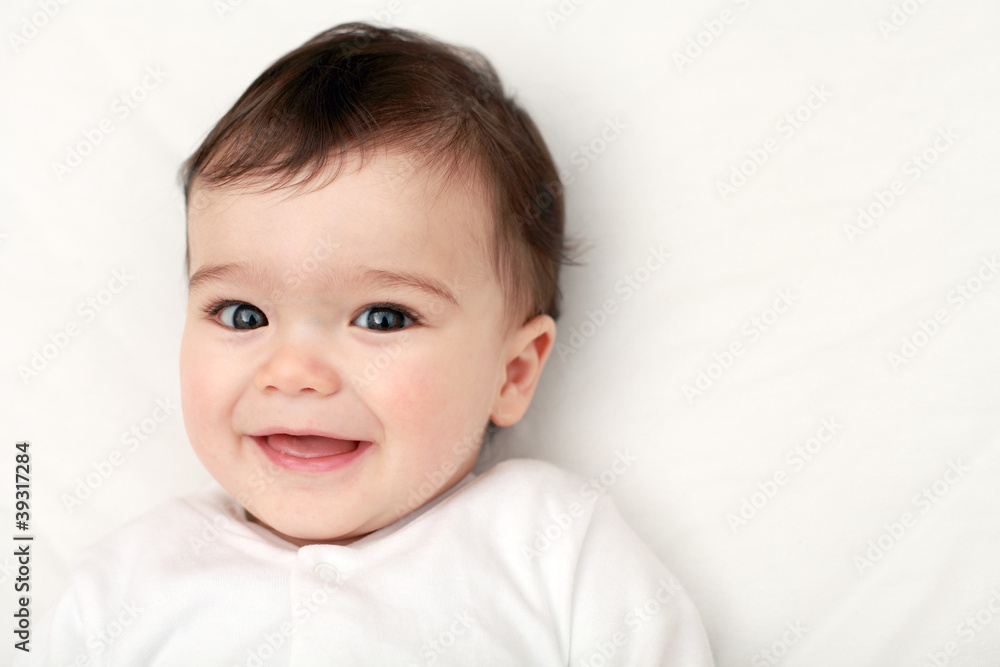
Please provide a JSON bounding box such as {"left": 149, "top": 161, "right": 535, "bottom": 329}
{"left": 353, "top": 305, "right": 415, "bottom": 332}
{"left": 216, "top": 303, "right": 268, "bottom": 330}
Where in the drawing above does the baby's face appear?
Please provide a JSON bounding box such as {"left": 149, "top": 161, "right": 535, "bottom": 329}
{"left": 180, "top": 150, "right": 546, "bottom": 545}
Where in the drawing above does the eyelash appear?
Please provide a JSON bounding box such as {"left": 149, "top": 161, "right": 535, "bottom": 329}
{"left": 201, "top": 299, "right": 246, "bottom": 318}
{"left": 363, "top": 302, "right": 422, "bottom": 326}
{"left": 200, "top": 300, "right": 422, "bottom": 330}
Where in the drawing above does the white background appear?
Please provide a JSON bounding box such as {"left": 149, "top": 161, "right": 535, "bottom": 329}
{"left": 2, "top": 0, "right": 999, "bottom": 665}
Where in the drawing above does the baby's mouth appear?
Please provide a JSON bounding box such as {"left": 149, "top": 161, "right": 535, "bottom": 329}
{"left": 262, "top": 434, "right": 360, "bottom": 458}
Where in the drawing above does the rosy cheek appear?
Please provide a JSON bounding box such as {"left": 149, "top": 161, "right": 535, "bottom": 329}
{"left": 180, "top": 332, "right": 227, "bottom": 440}
{"left": 355, "top": 348, "right": 438, "bottom": 439}
{"left": 371, "top": 363, "right": 432, "bottom": 421}
{"left": 388, "top": 356, "right": 483, "bottom": 445}
{"left": 180, "top": 377, "right": 212, "bottom": 445}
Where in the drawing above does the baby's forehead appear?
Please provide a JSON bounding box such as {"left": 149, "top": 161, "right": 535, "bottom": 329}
{"left": 185, "top": 149, "right": 497, "bottom": 284}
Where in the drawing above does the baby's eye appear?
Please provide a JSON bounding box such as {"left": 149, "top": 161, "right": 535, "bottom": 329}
{"left": 352, "top": 305, "right": 415, "bottom": 332}
{"left": 217, "top": 303, "right": 268, "bottom": 330}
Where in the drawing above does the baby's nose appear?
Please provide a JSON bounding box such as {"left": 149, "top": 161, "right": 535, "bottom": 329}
{"left": 253, "top": 335, "right": 341, "bottom": 396}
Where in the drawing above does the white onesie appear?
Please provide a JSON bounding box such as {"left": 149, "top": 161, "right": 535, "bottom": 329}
{"left": 17, "top": 458, "right": 714, "bottom": 666}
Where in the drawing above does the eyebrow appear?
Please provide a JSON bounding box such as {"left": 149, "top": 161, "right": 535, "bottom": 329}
{"left": 188, "top": 260, "right": 459, "bottom": 306}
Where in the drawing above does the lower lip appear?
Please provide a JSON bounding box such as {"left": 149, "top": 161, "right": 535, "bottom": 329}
{"left": 250, "top": 436, "right": 373, "bottom": 473}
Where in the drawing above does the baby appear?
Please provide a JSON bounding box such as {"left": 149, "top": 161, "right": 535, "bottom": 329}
{"left": 22, "top": 22, "right": 713, "bottom": 666}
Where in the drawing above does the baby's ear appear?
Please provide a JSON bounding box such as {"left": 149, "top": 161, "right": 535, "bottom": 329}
{"left": 490, "top": 314, "right": 556, "bottom": 427}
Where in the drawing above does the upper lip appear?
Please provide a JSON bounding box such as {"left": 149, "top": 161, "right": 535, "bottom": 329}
{"left": 249, "top": 428, "right": 360, "bottom": 441}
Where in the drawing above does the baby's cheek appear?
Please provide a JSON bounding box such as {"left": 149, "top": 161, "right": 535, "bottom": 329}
{"left": 180, "top": 344, "right": 233, "bottom": 443}
{"left": 375, "top": 360, "right": 439, "bottom": 422}
{"left": 180, "top": 347, "right": 213, "bottom": 405}
{"left": 402, "top": 361, "right": 490, "bottom": 443}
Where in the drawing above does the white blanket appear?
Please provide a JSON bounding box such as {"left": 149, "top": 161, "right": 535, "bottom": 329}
{"left": 2, "top": 1, "right": 998, "bottom": 665}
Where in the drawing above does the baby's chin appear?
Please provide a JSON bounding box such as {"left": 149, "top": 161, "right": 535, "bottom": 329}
{"left": 245, "top": 509, "right": 369, "bottom": 547}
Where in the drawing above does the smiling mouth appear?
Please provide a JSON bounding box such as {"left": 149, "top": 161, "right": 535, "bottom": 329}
{"left": 261, "top": 434, "right": 360, "bottom": 459}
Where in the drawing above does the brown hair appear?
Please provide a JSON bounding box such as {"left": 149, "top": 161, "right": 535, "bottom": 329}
{"left": 179, "top": 21, "right": 572, "bottom": 329}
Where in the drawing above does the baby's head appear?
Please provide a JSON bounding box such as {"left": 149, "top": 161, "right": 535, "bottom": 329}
{"left": 177, "top": 23, "right": 568, "bottom": 546}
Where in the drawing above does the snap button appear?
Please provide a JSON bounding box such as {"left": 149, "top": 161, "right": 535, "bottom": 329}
{"left": 313, "top": 562, "right": 342, "bottom": 586}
